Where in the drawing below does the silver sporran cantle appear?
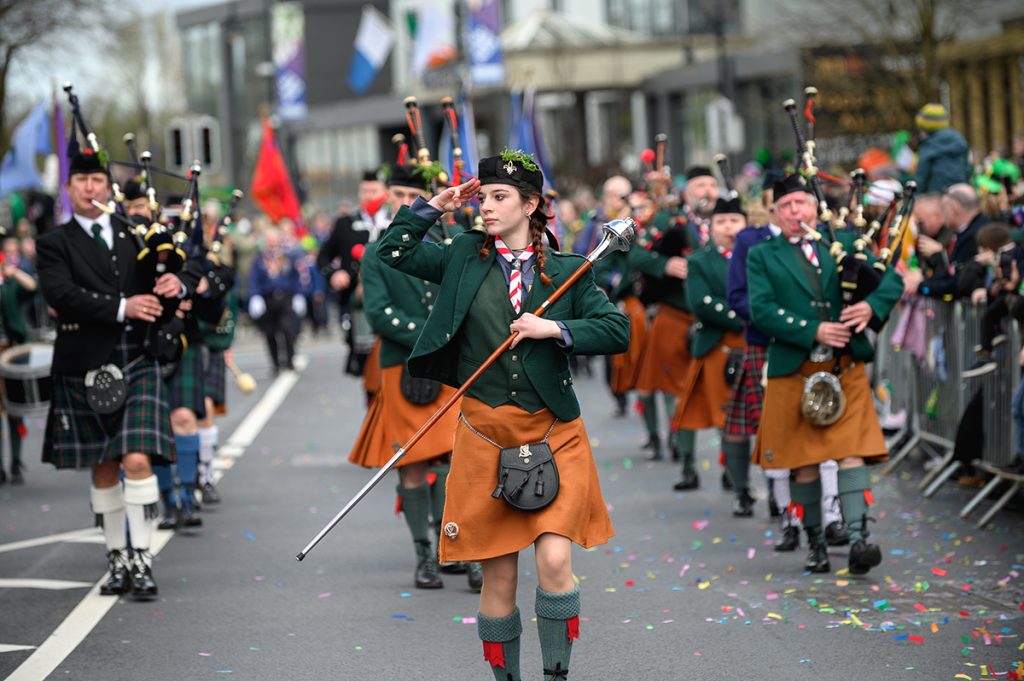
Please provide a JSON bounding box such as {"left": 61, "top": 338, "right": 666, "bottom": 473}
{"left": 800, "top": 371, "right": 846, "bottom": 427}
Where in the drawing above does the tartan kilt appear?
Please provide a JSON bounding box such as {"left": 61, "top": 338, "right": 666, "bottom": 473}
{"left": 165, "top": 345, "right": 206, "bottom": 419}
{"left": 42, "top": 341, "right": 177, "bottom": 470}
{"left": 723, "top": 343, "right": 768, "bottom": 437}
{"left": 204, "top": 348, "right": 228, "bottom": 412}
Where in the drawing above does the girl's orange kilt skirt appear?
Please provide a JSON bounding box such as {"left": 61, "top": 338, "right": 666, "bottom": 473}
{"left": 348, "top": 364, "right": 460, "bottom": 468}
{"left": 753, "top": 358, "right": 889, "bottom": 470}
{"left": 633, "top": 304, "right": 693, "bottom": 395}
{"left": 670, "top": 331, "right": 745, "bottom": 431}
{"left": 438, "top": 397, "right": 614, "bottom": 563}
{"left": 610, "top": 296, "right": 648, "bottom": 394}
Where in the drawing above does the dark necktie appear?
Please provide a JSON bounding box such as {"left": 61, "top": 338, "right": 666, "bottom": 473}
{"left": 91, "top": 223, "right": 108, "bottom": 251}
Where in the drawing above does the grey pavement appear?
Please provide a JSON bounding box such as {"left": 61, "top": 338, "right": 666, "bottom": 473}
{"left": 1, "top": 333, "right": 1022, "bottom": 680}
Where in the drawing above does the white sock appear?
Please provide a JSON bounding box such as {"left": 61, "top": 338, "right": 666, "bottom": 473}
{"left": 198, "top": 426, "right": 218, "bottom": 484}
{"left": 124, "top": 476, "right": 159, "bottom": 559}
{"left": 819, "top": 461, "right": 841, "bottom": 525}
{"left": 91, "top": 485, "right": 126, "bottom": 552}
{"left": 768, "top": 472, "right": 799, "bottom": 528}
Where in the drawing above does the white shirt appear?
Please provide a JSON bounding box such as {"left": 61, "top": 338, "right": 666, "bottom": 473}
{"left": 73, "top": 212, "right": 126, "bottom": 322}
{"left": 74, "top": 212, "right": 113, "bottom": 249}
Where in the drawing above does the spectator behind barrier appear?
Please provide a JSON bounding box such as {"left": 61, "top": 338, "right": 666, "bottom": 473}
{"left": 913, "top": 103, "right": 971, "bottom": 194}
{"left": 959, "top": 223, "right": 1024, "bottom": 378}
{"left": 910, "top": 184, "right": 988, "bottom": 300}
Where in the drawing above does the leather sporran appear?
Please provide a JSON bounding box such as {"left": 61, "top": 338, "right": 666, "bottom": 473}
{"left": 84, "top": 364, "right": 128, "bottom": 415}
{"left": 723, "top": 348, "right": 744, "bottom": 386}
{"left": 400, "top": 365, "right": 441, "bottom": 405}
{"left": 800, "top": 371, "right": 846, "bottom": 427}
{"left": 491, "top": 441, "right": 560, "bottom": 511}
{"left": 462, "top": 414, "right": 560, "bottom": 512}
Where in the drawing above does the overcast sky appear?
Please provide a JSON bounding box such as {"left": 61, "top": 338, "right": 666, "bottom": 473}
{"left": 7, "top": 0, "right": 220, "bottom": 110}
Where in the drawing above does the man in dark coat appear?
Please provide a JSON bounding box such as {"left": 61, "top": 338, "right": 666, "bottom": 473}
{"left": 37, "top": 150, "right": 198, "bottom": 600}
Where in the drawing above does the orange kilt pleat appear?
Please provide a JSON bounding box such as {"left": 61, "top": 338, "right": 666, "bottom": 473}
{"left": 610, "top": 296, "right": 648, "bottom": 394}
{"left": 753, "top": 359, "right": 889, "bottom": 469}
{"left": 348, "top": 364, "right": 460, "bottom": 468}
{"left": 439, "top": 397, "right": 614, "bottom": 563}
{"left": 671, "top": 331, "right": 745, "bottom": 431}
{"left": 632, "top": 304, "right": 693, "bottom": 395}
{"left": 361, "top": 339, "right": 382, "bottom": 396}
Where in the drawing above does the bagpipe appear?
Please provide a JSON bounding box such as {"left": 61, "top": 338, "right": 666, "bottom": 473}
{"left": 65, "top": 82, "right": 199, "bottom": 368}
{"left": 640, "top": 132, "right": 696, "bottom": 305}
{"left": 782, "top": 86, "right": 914, "bottom": 324}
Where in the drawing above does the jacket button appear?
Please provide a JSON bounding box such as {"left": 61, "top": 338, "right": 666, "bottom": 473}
{"left": 511, "top": 355, "right": 518, "bottom": 362}
{"left": 512, "top": 373, "right": 518, "bottom": 380}
{"left": 703, "top": 295, "right": 712, "bottom": 304}
{"left": 714, "top": 303, "right": 723, "bottom": 312}
{"left": 391, "top": 250, "right": 400, "bottom": 258}
{"left": 391, "top": 319, "right": 400, "bottom": 326}
{"left": 402, "top": 234, "right": 410, "bottom": 242}
{"left": 510, "top": 391, "right": 517, "bottom": 397}
{"left": 407, "top": 322, "right": 416, "bottom": 330}
{"left": 384, "top": 307, "right": 393, "bottom": 314}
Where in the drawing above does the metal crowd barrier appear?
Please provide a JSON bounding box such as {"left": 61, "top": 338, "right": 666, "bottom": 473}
{"left": 876, "top": 297, "right": 1021, "bottom": 526}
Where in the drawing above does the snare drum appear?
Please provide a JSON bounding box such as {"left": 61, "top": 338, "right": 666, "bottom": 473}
{"left": 0, "top": 343, "right": 54, "bottom": 417}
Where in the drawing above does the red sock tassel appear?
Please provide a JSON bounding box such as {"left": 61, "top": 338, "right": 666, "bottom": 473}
{"left": 427, "top": 472, "right": 437, "bottom": 486}
{"left": 788, "top": 502, "right": 804, "bottom": 521}
{"left": 566, "top": 616, "right": 580, "bottom": 642}
{"left": 864, "top": 489, "right": 875, "bottom": 506}
{"left": 16, "top": 423, "right": 27, "bottom": 438}
{"left": 394, "top": 496, "right": 403, "bottom": 516}
{"left": 482, "top": 641, "right": 505, "bottom": 669}
{"left": 718, "top": 451, "right": 725, "bottom": 467}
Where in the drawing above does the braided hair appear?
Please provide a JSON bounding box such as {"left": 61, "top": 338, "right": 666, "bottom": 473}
{"left": 478, "top": 188, "right": 553, "bottom": 286}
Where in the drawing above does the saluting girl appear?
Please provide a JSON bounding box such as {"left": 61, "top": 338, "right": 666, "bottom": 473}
{"left": 377, "top": 150, "right": 629, "bottom": 681}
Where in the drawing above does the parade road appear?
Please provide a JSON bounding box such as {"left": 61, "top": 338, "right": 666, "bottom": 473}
{"left": 2, "top": 337, "right": 1022, "bottom": 680}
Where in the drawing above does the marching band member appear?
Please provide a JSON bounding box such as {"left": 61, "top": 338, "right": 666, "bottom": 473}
{"left": 377, "top": 150, "right": 627, "bottom": 681}
{"left": 348, "top": 162, "right": 482, "bottom": 590}
{"left": 38, "top": 149, "right": 199, "bottom": 599}
{"left": 671, "top": 197, "right": 749, "bottom": 513}
{"left": 747, "top": 174, "right": 903, "bottom": 575}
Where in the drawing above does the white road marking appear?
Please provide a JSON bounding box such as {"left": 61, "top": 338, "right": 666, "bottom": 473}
{"left": 0, "top": 579, "right": 93, "bottom": 591}
{"left": 0, "top": 645, "right": 37, "bottom": 654}
{"left": 0, "top": 528, "right": 101, "bottom": 555}
{"left": 6, "top": 358, "right": 306, "bottom": 681}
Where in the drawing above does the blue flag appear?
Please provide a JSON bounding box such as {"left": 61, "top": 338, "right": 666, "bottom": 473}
{"left": 0, "top": 101, "right": 51, "bottom": 196}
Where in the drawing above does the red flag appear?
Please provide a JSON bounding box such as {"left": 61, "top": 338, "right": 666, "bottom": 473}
{"left": 250, "top": 118, "right": 302, "bottom": 224}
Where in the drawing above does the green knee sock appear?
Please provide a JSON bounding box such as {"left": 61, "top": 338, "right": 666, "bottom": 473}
{"left": 478, "top": 608, "right": 522, "bottom": 681}
{"left": 790, "top": 479, "right": 824, "bottom": 544}
{"left": 536, "top": 585, "right": 581, "bottom": 681}
{"left": 723, "top": 437, "right": 751, "bottom": 494}
{"left": 428, "top": 462, "right": 450, "bottom": 539}
{"left": 674, "top": 429, "right": 696, "bottom": 475}
{"left": 396, "top": 483, "right": 431, "bottom": 552}
{"left": 837, "top": 466, "right": 872, "bottom": 543}
{"left": 639, "top": 394, "right": 658, "bottom": 439}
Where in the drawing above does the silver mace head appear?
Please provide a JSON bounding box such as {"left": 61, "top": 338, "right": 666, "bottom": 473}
{"left": 588, "top": 217, "right": 636, "bottom": 264}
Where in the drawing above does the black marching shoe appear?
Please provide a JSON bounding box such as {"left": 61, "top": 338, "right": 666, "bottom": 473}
{"left": 466, "top": 561, "right": 484, "bottom": 591}
{"left": 99, "top": 549, "right": 130, "bottom": 596}
{"left": 414, "top": 540, "right": 443, "bottom": 589}
{"left": 721, "top": 471, "right": 734, "bottom": 491}
{"left": 128, "top": 551, "right": 158, "bottom": 600}
{"left": 644, "top": 435, "right": 664, "bottom": 461}
{"left": 768, "top": 492, "right": 781, "bottom": 518}
{"left": 825, "top": 520, "right": 850, "bottom": 546}
{"left": 848, "top": 516, "right": 882, "bottom": 576}
{"left": 732, "top": 489, "right": 755, "bottom": 517}
{"left": 0, "top": 468, "right": 6, "bottom": 485}
{"left": 9, "top": 461, "right": 24, "bottom": 485}
{"left": 773, "top": 524, "right": 800, "bottom": 552}
{"left": 201, "top": 481, "right": 221, "bottom": 505}
{"left": 439, "top": 561, "right": 467, "bottom": 574}
{"left": 673, "top": 471, "right": 700, "bottom": 491}
{"left": 804, "top": 530, "right": 831, "bottom": 574}
{"left": 157, "top": 506, "right": 181, "bottom": 531}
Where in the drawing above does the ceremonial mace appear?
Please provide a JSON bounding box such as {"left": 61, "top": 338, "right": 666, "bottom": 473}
{"left": 296, "top": 217, "right": 637, "bottom": 561}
